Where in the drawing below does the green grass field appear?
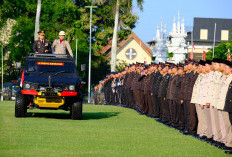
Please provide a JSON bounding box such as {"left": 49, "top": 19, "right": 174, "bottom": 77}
{"left": 0, "top": 101, "right": 228, "bottom": 157}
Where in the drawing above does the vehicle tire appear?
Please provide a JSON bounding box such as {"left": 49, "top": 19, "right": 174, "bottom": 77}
{"left": 15, "top": 92, "right": 28, "bottom": 117}
{"left": 71, "top": 100, "right": 82, "bottom": 120}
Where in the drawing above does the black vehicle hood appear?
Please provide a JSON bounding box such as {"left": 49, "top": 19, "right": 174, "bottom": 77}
{"left": 24, "top": 74, "right": 80, "bottom": 86}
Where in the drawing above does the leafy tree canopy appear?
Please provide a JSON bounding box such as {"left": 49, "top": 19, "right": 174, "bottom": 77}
{"left": 0, "top": 0, "right": 139, "bottom": 86}
{"left": 206, "top": 31, "right": 232, "bottom": 60}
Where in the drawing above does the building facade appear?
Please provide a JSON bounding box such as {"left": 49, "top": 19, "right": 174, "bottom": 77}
{"left": 152, "top": 20, "right": 169, "bottom": 63}
{"left": 167, "top": 12, "right": 188, "bottom": 63}
{"left": 100, "top": 32, "right": 152, "bottom": 65}
{"left": 186, "top": 17, "right": 232, "bottom": 60}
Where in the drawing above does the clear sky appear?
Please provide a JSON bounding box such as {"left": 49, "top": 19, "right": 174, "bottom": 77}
{"left": 132, "top": 0, "right": 232, "bottom": 43}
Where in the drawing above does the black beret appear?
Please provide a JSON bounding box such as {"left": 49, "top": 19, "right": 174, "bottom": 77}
{"left": 198, "top": 60, "right": 206, "bottom": 66}
{"left": 205, "top": 60, "right": 212, "bottom": 65}
{"left": 219, "top": 59, "right": 231, "bottom": 67}
{"left": 212, "top": 58, "right": 220, "bottom": 63}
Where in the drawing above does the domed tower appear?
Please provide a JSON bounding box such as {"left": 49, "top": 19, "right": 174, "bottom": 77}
{"left": 166, "top": 11, "right": 187, "bottom": 63}
{"left": 153, "top": 18, "right": 168, "bottom": 63}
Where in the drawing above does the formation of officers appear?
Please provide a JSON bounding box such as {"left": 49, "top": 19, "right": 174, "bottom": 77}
{"left": 94, "top": 59, "right": 232, "bottom": 154}
{"left": 33, "top": 30, "right": 73, "bottom": 57}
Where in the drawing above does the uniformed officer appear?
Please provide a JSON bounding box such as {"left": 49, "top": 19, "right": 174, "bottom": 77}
{"left": 52, "top": 31, "right": 74, "bottom": 57}
{"left": 33, "top": 30, "right": 51, "bottom": 54}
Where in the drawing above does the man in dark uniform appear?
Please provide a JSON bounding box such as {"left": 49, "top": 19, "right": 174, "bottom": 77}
{"left": 134, "top": 65, "right": 142, "bottom": 110}
{"left": 149, "top": 65, "right": 158, "bottom": 116}
{"left": 158, "top": 64, "right": 171, "bottom": 122}
{"left": 183, "top": 61, "right": 199, "bottom": 135}
{"left": 151, "top": 64, "right": 163, "bottom": 117}
{"left": 175, "top": 64, "right": 185, "bottom": 130}
{"left": 138, "top": 67, "right": 146, "bottom": 112}
{"left": 122, "top": 67, "right": 129, "bottom": 106}
{"left": 129, "top": 65, "right": 136, "bottom": 108}
{"left": 179, "top": 61, "right": 191, "bottom": 134}
{"left": 131, "top": 65, "right": 140, "bottom": 109}
{"left": 169, "top": 64, "right": 180, "bottom": 127}
{"left": 33, "top": 30, "right": 51, "bottom": 54}
{"left": 147, "top": 66, "right": 156, "bottom": 116}
{"left": 185, "top": 62, "right": 199, "bottom": 135}
{"left": 165, "top": 66, "right": 173, "bottom": 123}
{"left": 126, "top": 67, "right": 132, "bottom": 107}
{"left": 144, "top": 68, "right": 152, "bottom": 115}
{"left": 224, "top": 79, "right": 232, "bottom": 154}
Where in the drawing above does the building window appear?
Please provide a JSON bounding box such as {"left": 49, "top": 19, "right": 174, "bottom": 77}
{"left": 221, "top": 30, "right": 229, "bottom": 41}
{"left": 125, "top": 48, "right": 137, "bottom": 60}
{"left": 200, "top": 29, "right": 208, "bottom": 40}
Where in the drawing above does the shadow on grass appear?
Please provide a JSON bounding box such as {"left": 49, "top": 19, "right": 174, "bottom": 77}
{"left": 83, "top": 112, "right": 120, "bottom": 120}
{"left": 26, "top": 112, "right": 120, "bottom": 120}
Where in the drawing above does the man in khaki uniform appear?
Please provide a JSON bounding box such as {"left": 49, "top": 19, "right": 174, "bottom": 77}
{"left": 191, "top": 60, "right": 207, "bottom": 138}
{"left": 206, "top": 58, "right": 223, "bottom": 147}
{"left": 52, "top": 31, "right": 73, "bottom": 57}
{"left": 200, "top": 61, "right": 213, "bottom": 140}
{"left": 217, "top": 60, "right": 232, "bottom": 151}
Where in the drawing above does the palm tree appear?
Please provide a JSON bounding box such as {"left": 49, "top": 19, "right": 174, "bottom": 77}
{"left": 34, "top": 0, "right": 41, "bottom": 40}
{"left": 90, "top": 0, "right": 144, "bottom": 72}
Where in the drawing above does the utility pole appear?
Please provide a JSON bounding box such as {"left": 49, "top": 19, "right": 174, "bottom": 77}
{"left": 110, "top": 0, "right": 120, "bottom": 72}
{"left": 76, "top": 39, "right": 78, "bottom": 66}
{"left": 1, "top": 47, "right": 3, "bottom": 101}
{"left": 213, "top": 23, "right": 217, "bottom": 58}
{"left": 85, "top": 5, "right": 97, "bottom": 104}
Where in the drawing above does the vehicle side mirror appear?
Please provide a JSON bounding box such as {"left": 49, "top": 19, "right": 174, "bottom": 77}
{"left": 81, "top": 64, "right": 86, "bottom": 72}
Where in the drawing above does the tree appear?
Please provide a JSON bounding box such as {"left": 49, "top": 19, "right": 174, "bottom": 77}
{"left": 0, "top": 0, "right": 140, "bottom": 87}
{"left": 116, "top": 60, "right": 128, "bottom": 71}
{"left": 206, "top": 41, "right": 232, "bottom": 60}
{"left": 91, "top": 0, "right": 144, "bottom": 72}
{"left": 206, "top": 30, "right": 232, "bottom": 60}
{"left": 110, "top": 0, "right": 143, "bottom": 72}
{"left": 34, "top": 0, "right": 41, "bottom": 40}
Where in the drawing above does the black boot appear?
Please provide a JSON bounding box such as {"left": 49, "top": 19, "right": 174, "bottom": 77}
{"left": 225, "top": 149, "right": 232, "bottom": 154}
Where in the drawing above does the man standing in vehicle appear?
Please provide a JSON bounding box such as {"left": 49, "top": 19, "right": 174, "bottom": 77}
{"left": 52, "top": 31, "right": 73, "bottom": 58}
{"left": 33, "top": 30, "right": 51, "bottom": 54}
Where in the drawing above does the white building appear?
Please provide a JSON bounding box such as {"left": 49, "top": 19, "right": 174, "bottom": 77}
{"left": 166, "top": 12, "right": 188, "bottom": 63}
{"left": 152, "top": 19, "right": 168, "bottom": 63}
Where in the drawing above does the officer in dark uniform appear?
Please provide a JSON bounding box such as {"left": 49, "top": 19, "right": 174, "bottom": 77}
{"left": 33, "top": 30, "right": 51, "bottom": 54}
{"left": 225, "top": 80, "right": 232, "bottom": 154}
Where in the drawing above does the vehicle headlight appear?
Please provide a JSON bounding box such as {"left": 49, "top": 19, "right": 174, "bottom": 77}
{"left": 69, "top": 85, "right": 75, "bottom": 91}
{"left": 25, "top": 83, "right": 31, "bottom": 89}
{"left": 39, "top": 87, "right": 46, "bottom": 91}
{"left": 23, "top": 82, "right": 38, "bottom": 90}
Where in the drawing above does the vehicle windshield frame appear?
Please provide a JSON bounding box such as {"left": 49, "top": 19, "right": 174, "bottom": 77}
{"left": 24, "top": 57, "right": 78, "bottom": 76}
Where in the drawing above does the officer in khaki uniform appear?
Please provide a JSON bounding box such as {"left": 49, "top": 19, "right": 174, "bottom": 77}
{"left": 33, "top": 30, "right": 51, "bottom": 54}
{"left": 52, "top": 31, "right": 73, "bottom": 57}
